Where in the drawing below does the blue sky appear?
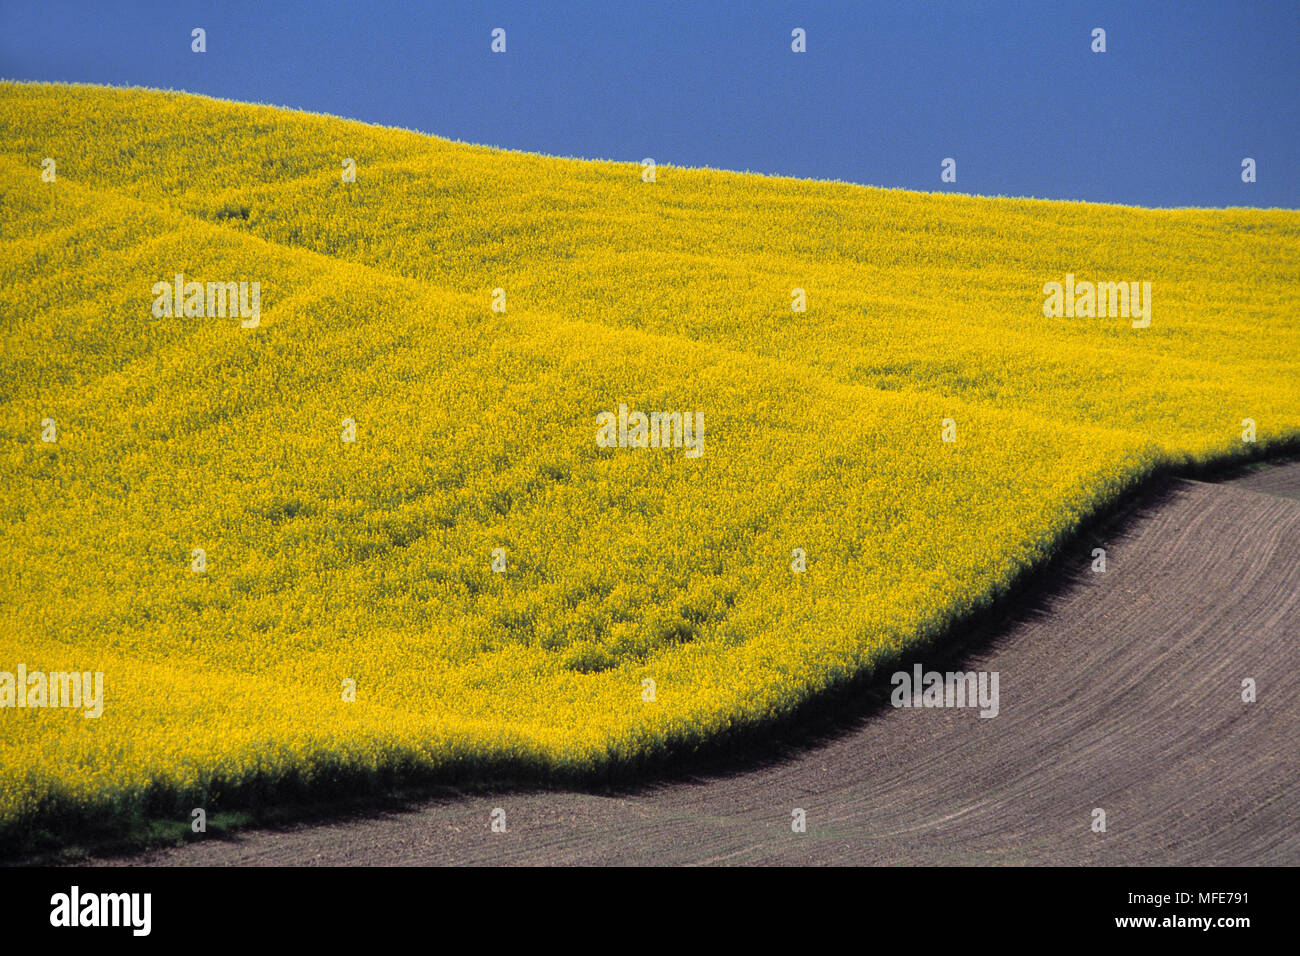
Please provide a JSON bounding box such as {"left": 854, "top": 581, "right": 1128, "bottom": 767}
{"left": 2, "top": 0, "right": 1296, "bottom": 208}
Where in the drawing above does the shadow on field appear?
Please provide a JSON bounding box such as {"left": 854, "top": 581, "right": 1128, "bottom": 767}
{"left": 22, "top": 445, "right": 1300, "bottom": 864}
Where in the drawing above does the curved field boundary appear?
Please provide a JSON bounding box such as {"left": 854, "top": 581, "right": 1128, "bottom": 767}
{"left": 94, "top": 466, "right": 1300, "bottom": 866}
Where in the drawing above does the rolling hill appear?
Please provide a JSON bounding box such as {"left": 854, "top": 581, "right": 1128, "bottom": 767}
{"left": 0, "top": 81, "right": 1296, "bottom": 851}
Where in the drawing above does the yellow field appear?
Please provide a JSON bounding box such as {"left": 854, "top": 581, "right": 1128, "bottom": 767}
{"left": 1, "top": 81, "right": 1296, "bottom": 848}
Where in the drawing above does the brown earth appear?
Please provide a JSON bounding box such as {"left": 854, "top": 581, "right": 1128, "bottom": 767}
{"left": 90, "top": 467, "right": 1300, "bottom": 866}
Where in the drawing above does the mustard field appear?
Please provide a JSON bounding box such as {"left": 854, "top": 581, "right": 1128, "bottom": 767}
{"left": 1, "top": 82, "right": 1296, "bottom": 849}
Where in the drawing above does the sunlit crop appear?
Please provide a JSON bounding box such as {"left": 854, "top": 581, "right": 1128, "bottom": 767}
{"left": 1, "top": 81, "right": 1296, "bottom": 850}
